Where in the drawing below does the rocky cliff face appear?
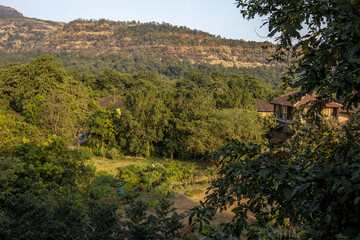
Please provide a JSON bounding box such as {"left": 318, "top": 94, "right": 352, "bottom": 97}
{"left": 0, "top": 6, "right": 275, "bottom": 68}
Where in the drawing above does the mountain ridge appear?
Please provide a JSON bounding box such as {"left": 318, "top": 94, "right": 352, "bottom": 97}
{"left": 0, "top": 5, "right": 275, "bottom": 68}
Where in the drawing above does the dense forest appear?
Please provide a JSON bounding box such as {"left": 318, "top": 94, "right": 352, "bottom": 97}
{"left": 0, "top": 55, "right": 277, "bottom": 158}
{"left": 0, "top": 51, "right": 285, "bottom": 88}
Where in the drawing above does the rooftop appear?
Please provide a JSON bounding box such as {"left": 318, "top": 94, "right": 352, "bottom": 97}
{"left": 271, "top": 92, "right": 342, "bottom": 108}
{"left": 256, "top": 98, "right": 273, "bottom": 112}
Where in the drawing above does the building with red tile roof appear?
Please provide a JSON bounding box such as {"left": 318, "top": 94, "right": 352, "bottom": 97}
{"left": 256, "top": 98, "right": 274, "bottom": 117}
{"left": 269, "top": 92, "right": 343, "bottom": 142}
{"left": 270, "top": 92, "right": 342, "bottom": 123}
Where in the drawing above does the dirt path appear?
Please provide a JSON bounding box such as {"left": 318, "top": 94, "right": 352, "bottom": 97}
{"left": 134, "top": 184, "right": 236, "bottom": 226}
{"left": 172, "top": 190, "right": 235, "bottom": 226}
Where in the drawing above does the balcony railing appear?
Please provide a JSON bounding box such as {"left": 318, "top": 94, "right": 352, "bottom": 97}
{"left": 274, "top": 113, "right": 294, "bottom": 124}
{"left": 276, "top": 117, "right": 294, "bottom": 124}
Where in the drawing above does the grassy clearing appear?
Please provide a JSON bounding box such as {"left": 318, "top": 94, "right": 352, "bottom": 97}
{"left": 88, "top": 156, "right": 148, "bottom": 175}
{"left": 87, "top": 155, "right": 213, "bottom": 202}
{"left": 87, "top": 155, "right": 236, "bottom": 237}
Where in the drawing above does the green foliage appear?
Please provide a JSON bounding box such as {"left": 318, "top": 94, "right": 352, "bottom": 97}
{"left": 73, "top": 147, "right": 94, "bottom": 160}
{"left": 185, "top": 189, "right": 203, "bottom": 197}
{"left": 0, "top": 156, "right": 23, "bottom": 201}
{"left": 88, "top": 172, "right": 117, "bottom": 200}
{"left": 185, "top": 1, "right": 360, "bottom": 238}
{"left": 106, "top": 147, "right": 120, "bottom": 159}
{"left": 1, "top": 192, "right": 121, "bottom": 240}
{"left": 2, "top": 51, "right": 284, "bottom": 89}
{"left": 204, "top": 165, "right": 217, "bottom": 177}
{"left": 0, "top": 55, "right": 90, "bottom": 143}
{"left": 87, "top": 106, "right": 121, "bottom": 147}
{"left": 236, "top": 0, "right": 360, "bottom": 108}
{"left": 123, "top": 201, "right": 156, "bottom": 240}
{"left": 152, "top": 198, "right": 185, "bottom": 239}
{"left": 0, "top": 53, "right": 280, "bottom": 238}
{"left": 154, "top": 73, "right": 273, "bottom": 159}
{"left": 2, "top": 54, "right": 276, "bottom": 160}
{"left": 87, "top": 200, "right": 121, "bottom": 240}
{"left": 0, "top": 110, "right": 43, "bottom": 153}
{"left": 150, "top": 177, "right": 176, "bottom": 197}
{"left": 123, "top": 198, "right": 184, "bottom": 240}
{"left": 118, "top": 75, "right": 171, "bottom": 157}
{"left": 190, "top": 117, "right": 360, "bottom": 239}
{"left": 11, "top": 135, "right": 96, "bottom": 196}
{"left": 117, "top": 161, "right": 200, "bottom": 199}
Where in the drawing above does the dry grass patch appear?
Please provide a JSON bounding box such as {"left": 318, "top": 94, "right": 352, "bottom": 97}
{"left": 89, "top": 156, "right": 148, "bottom": 175}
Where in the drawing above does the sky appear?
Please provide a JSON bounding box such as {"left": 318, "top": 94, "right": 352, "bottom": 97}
{"left": 1, "top": 0, "right": 271, "bottom": 42}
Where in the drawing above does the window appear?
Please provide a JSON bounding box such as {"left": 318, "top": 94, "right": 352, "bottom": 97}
{"left": 283, "top": 106, "right": 287, "bottom": 119}
{"left": 332, "top": 108, "right": 337, "bottom": 118}
{"left": 287, "top": 106, "right": 293, "bottom": 120}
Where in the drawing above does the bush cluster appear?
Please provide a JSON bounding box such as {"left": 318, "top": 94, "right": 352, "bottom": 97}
{"left": 116, "top": 161, "right": 199, "bottom": 200}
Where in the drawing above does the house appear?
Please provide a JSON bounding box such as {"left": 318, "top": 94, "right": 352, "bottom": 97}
{"left": 336, "top": 97, "right": 360, "bottom": 123}
{"left": 271, "top": 92, "right": 342, "bottom": 122}
{"left": 256, "top": 98, "right": 274, "bottom": 117}
{"left": 269, "top": 92, "right": 343, "bottom": 141}
{"left": 338, "top": 106, "right": 360, "bottom": 123}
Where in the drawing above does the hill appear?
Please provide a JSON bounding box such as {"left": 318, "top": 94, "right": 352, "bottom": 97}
{"left": 0, "top": 5, "right": 275, "bottom": 69}
{"left": 0, "top": 5, "right": 23, "bottom": 18}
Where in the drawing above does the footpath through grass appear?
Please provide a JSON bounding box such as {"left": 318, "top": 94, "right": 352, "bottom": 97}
{"left": 87, "top": 155, "right": 217, "bottom": 202}
{"left": 86, "top": 155, "right": 237, "bottom": 238}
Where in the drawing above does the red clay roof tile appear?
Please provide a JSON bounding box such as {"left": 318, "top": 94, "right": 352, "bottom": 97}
{"left": 271, "top": 92, "right": 342, "bottom": 108}
{"left": 256, "top": 98, "right": 274, "bottom": 112}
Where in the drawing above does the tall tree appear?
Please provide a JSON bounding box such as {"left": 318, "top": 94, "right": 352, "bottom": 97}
{"left": 0, "top": 55, "right": 90, "bottom": 142}
{"left": 87, "top": 107, "right": 122, "bottom": 148}
{"left": 119, "top": 75, "right": 171, "bottom": 157}
{"left": 236, "top": 0, "right": 360, "bottom": 108}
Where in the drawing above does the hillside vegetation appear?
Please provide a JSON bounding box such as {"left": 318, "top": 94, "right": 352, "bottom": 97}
{"left": 0, "top": 5, "right": 275, "bottom": 69}
{"left": 0, "top": 54, "right": 276, "bottom": 238}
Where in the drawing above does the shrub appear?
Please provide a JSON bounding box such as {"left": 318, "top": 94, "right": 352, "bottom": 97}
{"left": 91, "top": 148, "right": 102, "bottom": 157}
{"left": 123, "top": 199, "right": 184, "bottom": 239}
{"left": 106, "top": 147, "right": 119, "bottom": 159}
{"left": 150, "top": 176, "right": 176, "bottom": 198}
{"left": 91, "top": 147, "right": 107, "bottom": 157}
{"left": 73, "top": 147, "right": 94, "bottom": 160}
{"left": 199, "top": 180, "right": 208, "bottom": 185}
{"left": 89, "top": 173, "right": 117, "bottom": 200}
{"left": 117, "top": 165, "right": 150, "bottom": 180}
{"left": 205, "top": 165, "right": 217, "bottom": 177}
{"left": 143, "top": 171, "right": 162, "bottom": 191}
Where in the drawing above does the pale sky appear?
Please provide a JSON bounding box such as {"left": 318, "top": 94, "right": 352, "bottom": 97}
{"left": 1, "top": 0, "right": 271, "bottom": 42}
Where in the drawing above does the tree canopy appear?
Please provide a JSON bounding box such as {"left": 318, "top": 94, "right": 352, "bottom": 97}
{"left": 236, "top": 0, "right": 360, "bottom": 108}
{"left": 0, "top": 55, "right": 90, "bottom": 142}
